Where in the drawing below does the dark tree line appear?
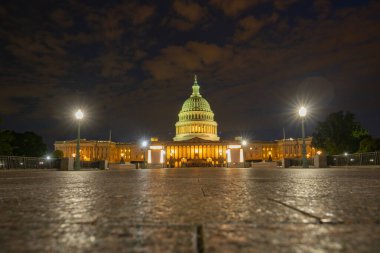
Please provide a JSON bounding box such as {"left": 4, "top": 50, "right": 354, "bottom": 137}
{"left": 0, "top": 130, "right": 47, "bottom": 157}
{"left": 312, "top": 111, "right": 380, "bottom": 155}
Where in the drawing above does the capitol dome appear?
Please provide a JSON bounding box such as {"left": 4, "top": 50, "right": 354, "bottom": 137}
{"left": 181, "top": 96, "right": 212, "bottom": 113}
{"left": 173, "top": 75, "right": 219, "bottom": 141}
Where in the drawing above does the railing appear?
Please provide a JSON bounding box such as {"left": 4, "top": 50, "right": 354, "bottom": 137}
{"left": 0, "top": 156, "right": 60, "bottom": 169}
{"left": 80, "top": 160, "right": 101, "bottom": 168}
{"left": 327, "top": 152, "right": 380, "bottom": 166}
{"left": 284, "top": 158, "right": 315, "bottom": 167}
{"left": 0, "top": 156, "right": 106, "bottom": 169}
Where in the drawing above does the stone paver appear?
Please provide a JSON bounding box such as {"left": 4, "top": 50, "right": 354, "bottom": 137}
{"left": 0, "top": 168, "right": 379, "bottom": 252}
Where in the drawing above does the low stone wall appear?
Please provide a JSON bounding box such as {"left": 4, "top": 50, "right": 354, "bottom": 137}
{"left": 251, "top": 161, "right": 278, "bottom": 168}
{"left": 108, "top": 163, "right": 136, "bottom": 169}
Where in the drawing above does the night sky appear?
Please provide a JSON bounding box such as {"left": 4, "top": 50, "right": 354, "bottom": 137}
{"left": 1, "top": 0, "right": 379, "bottom": 150}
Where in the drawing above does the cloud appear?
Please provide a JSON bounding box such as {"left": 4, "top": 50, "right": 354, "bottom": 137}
{"left": 97, "top": 51, "right": 133, "bottom": 78}
{"left": 131, "top": 4, "right": 156, "bottom": 24}
{"left": 5, "top": 32, "right": 68, "bottom": 77}
{"left": 84, "top": 3, "right": 155, "bottom": 41}
{"left": 50, "top": 9, "right": 73, "bottom": 28}
{"left": 234, "top": 13, "right": 278, "bottom": 42}
{"left": 209, "top": 0, "right": 269, "bottom": 17}
{"left": 173, "top": 0, "right": 205, "bottom": 23}
{"left": 144, "top": 41, "right": 228, "bottom": 80}
{"left": 314, "top": 0, "right": 332, "bottom": 19}
{"left": 234, "top": 16, "right": 265, "bottom": 42}
{"left": 1, "top": 0, "right": 380, "bottom": 140}
{"left": 273, "top": 0, "right": 299, "bottom": 11}
{"left": 169, "top": 0, "right": 207, "bottom": 31}
{"left": 0, "top": 5, "right": 8, "bottom": 17}
{"left": 85, "top": 12, "right": 124, "bottom": 41}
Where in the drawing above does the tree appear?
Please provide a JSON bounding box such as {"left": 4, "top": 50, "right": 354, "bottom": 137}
{"left": 10, "top": 131, "right": 47, "bottom": 157}
{"left": 52, "top": 150, "right": 64, "bottom": 159}
{"left": 359, "top": 137, "right": 380, "bottom": 152}
{"left": 0, "top": 121, "right": 47, "bottom": 156}
{"left": 0, "top": 118, "right": 13, "bottom": 155}
{"left": 312, "top": 111, "right": 369, "bottom": 155}
{"left": 0, "top": 130, "right": 13, "bottom": 155}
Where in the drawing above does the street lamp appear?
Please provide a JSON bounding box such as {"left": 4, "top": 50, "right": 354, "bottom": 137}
{"left": 75, "top": 109, "right": 84, "bottom": 170}
{"left": 241, "top": 140, "right": 247, "bottom": 167}
{"left": 298, "top": 106, "right": 308, "bottom": 168}
{"left": 141, "top": 140, "right": 148, "bottom": 169}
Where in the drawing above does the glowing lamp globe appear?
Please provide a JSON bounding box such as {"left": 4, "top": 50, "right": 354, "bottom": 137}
{"left": 298, "top": 106, "right": 307, "bottom": 117}
{"left": 75, "top": 109, "right": 84, "bottom": 120}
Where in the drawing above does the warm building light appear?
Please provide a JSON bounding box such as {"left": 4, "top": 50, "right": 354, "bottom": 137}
{"left": 150, "top": 145, "right": 163, "bottom": 150}
{"left": 148, "top": 150, "right": 152, "bottom": 164}
{"left": 317, "top": 151, "right": 322, "bottom": 155}
{"left": 228, "top": 145, "right": 241, "bottom": 149}
{"left": 226, "top": 149, "right": 231, "bottom": 163}
{"left": 160, "top": 150, "right": 165, "bottom": 163}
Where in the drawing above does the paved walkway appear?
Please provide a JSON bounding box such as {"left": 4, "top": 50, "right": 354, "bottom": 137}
{"left": 0, "top": 168, "right": 379, "bottom": 252}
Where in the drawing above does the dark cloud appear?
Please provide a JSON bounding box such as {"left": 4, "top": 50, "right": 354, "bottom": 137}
{"left": 314, "top": 0, "right": 332, "bottom": 19}
{"left": 144, "top": 41, "right": 228, "bottom": 80}
{"left": 82, "top": 2, "right": 155, "bottom": 42}
{"left": 0, "top": 5, "right": 8, "bottom": 17}
{"left": 273, "top": 0, "right": 299, "bottom": 11}
{"left": 97, "top": 51, "right": 133, "bottom": 78}
{"left": 174, "top": 0, "right": 205, "bottom": 22}
{"left": 6, "top": 32, "right": 68, "bottom": 76}
{"left": 169, "top": 0, "right": 207, "bottom": 31}
{"left": 1, "top": 0, "right": 379, "bottom": 146}
{"left": 233, "top": 13, "right": 278, "bottom": 42}
{"left": 209, "top": 0, "right": 269, "bottom": 17}
{"left": 50, "top": 9, "right": 73, "bottom": 28}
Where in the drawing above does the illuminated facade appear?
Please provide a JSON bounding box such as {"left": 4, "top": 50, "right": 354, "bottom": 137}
{"left": 54, "top": 76, "right": 316, "bottom": 167}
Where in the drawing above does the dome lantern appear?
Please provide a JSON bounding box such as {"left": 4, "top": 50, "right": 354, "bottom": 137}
{"left": 191, "top": 74, "right": 201, "bottom": 97}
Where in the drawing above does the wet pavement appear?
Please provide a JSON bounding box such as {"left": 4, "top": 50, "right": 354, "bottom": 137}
{"left": 0, "top": 167, "right": 379, "bottom": 252}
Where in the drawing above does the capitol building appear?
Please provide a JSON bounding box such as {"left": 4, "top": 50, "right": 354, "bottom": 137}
{"left": 55, "top": 76, "right": 315, "bottom": 167}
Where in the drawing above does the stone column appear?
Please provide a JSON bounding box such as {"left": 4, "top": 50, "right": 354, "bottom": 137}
{"left": 60, "top": 158, "right": 74, "bottom": 170}
{"left": 314, "top": 154, "right": 327, "bottom": 168}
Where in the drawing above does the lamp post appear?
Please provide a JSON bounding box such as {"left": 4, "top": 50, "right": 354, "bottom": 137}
{"left": 241, "top": 140, "right": 247, "bottom": 167}
{"left": 344, "top": 152, "right": 348, "bottom": 166}
{"left": 298, "top": 106, "right": 308, "bottom": 168}
{"left": 46, "top": 155, "right": 51, "bottom": 169}
{"left": 75, "top": 109, "right": 84, "bottom": 170}
{"left": 141, "top": 140, "right": 148, "bottom": 169}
